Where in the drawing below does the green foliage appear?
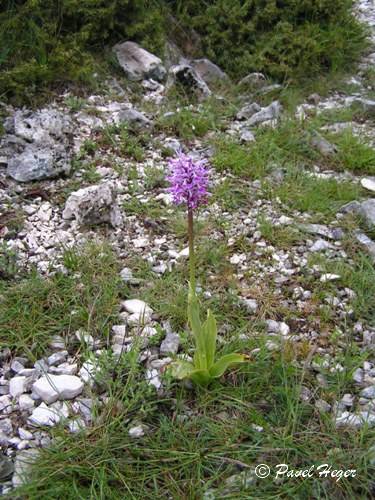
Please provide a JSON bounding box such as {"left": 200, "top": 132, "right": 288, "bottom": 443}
{"left": 13, "top": 344, "right": 375, "bottom": 498}
{"left": 331, "top": 129, "right": 375, "bottom": 174}
{"left": 258, "top": 215, "right": 302, "bottom": 249}
{"left": 264, "top": 168, "right": 362, "bottom": 219}
{"left": 0, "top": 0, "right": 166, "bottom": 103}
{"left": 171, "top": 285, "right": 246, "bottom": 386}
{"left": 0, "top": 243, "right": 120, "bottom": 355}
{"left": 169, "top": 0, "right": 366, "bottom": 81}
{"left": 156, "top": 108, "right": 215, "bottom": 140}
{"left": 0, "top": 0, "right": 367, "bottom": 102}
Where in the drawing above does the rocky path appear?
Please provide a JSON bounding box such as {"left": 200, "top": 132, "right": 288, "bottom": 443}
{"left": 1, "top": 1, "right": 375, "bottom": 494}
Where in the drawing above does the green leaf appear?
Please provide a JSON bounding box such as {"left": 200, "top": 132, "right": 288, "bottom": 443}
{"left": 202, "top": 309, "right": 217, "bottom": 369}
{"left": 169, "top": 362, "right": 211, "bottom": 386}
{"left": 169, "top": 360, "right": 195, "bottom": 380}
{"left": 209, "top": 353, "right": 246, "bottom": 378}
{"left": 188, "top": 283, "right": 207, "bottom": 370}
{"left": 190, "top": 369, "right": 211, "bottom": 386}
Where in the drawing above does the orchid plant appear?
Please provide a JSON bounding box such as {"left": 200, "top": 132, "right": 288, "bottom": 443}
{"left": 166, "top": 152, "right": 246, "bottom": 386}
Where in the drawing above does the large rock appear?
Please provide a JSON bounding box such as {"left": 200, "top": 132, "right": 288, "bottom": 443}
{"left": 113, "top": 41, "right": 166, "bottom": 81}
{"left": 7, "top": 143, "right": 71, "bottom": 182}
{"left": 246, "top": 101, "right": 282, "bottom": 127}
{"left": 32, "top": 374, "right": 84, "bottom": 404}
{"left": 191, "top": 58, "right": 229, "bottom": 85}
{"left": 167, "top": 64, "right": 211, "bottom": 100}
{"left": 62, "top": 182, "right": 123, "bottom": 227}
{"left": 2, "top": 108, "right": 73, "bottom": 182}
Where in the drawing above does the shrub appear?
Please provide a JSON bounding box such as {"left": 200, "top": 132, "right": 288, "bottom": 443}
{"left": 0, "top": 0, "right": 367, "bottom": 103}
{"left": 167, "top": 0, "right": 367, "bottom": 81}
{"left": 0, "top": 0, "right": 166, "bottom": 104}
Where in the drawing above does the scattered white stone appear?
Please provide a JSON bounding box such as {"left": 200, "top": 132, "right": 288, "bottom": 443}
{"left": 32, "top": 374, "right": 84, "bottom": 404}
{"left": 335, "top": 409, "right": 375, "bottom": 429}
{"left": 361, "top": 177, "right": 375, "bottom": 193}
{"left": 28, "top": 402, "right": 69, "bottom": 427}
{"left": 0, "top": 418, "right": 13, "bottom": 434}
{"left": 310, "top": 239, "right": 332, "bottom": 252}
{"left": 266, "top": 320, "right": 290, "bottom": 336}
{"left": 320, "top": 273, "right": 341, "bottom": 282}
{"left": 50, "top": 363, "right": 78, "bottom": 375}
{"left": 361, "top": 386, "right": 375, "bottom": 399}
{"left": 62, "top": 182, "right": 122, "bottom": 227}
{"left": 18, "top": 394, "right": 35, "bottom": 411}
{"left": 127, "top": 311, "right": 152, "bottom": 326}
{"left": 179, "top": 246, "right": 189, "bottom": 258}
{"left": 75, "top": 330, "right": 95, "bottom": 349}
{"left": 68, "top": 418, "right": 87, "bottom": 433}
{"left": 34, "top": 359, "right": 49, "bottom": 374}
{"left": 112, "top": 325, "right": 127, "bottom": 336}
{"left": 230, "top": 254, "right": 242, "bottom": 265}
{"left": 240, "top": 298, "right": 258, "bottom": 314}
{"left": 11, "top": 360, "right": 25, "bottom": 373}
{"left": 315, "top": 399, "right": 331, "bottom": 413}
{"left": 18, "top": 428, "right": 33, "bottom": 440}
{"left": 79, "top": 361, "right": 98, "bottom": 386}
{"left": 9, "top": 376, "right": 28, "bottom": 398}
{"left": 122, "top": 299, "right": 153, "bottom": 316}
{"left": 160, "top": 333, "right": 180, "bottom": 355}
{"left": 12, "top": 449, "right": 40, "bottom": 487}
{"left": 47, "top": 350, "right": 68, "bottom": 366}
{"left": 341, "top": 393, "right": 354, "bottom": 407}
{"left": 353, "top": 368, "right": 364, "bottom": 384}
{"left": 0, "top": 395, "right": 12, "bottom": 414}
{"left": 145, "top": 369, "right": 162, "bottom": 390}
{"left": 120, "top": 267, "right": 133, "bottom": 282}
{"left": 152, "top": 263, "right": 168, "bottom": 274}
{"left": 128, "top": 424, "right": 147, "bottom": 438}
{"left": 49, "top": 335, "right": 66, "bottom": 350}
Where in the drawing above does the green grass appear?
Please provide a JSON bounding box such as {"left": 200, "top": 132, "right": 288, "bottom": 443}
{"left": 331, "top": 130, "right": 375, "bottom": 175}
{"left": 258, "top": 216, "right": 303, "bottom": 249}
{"left": 307, "top": 251, "right": 375, "bottom": 322}
{"left": 156, "top": 108, "right": 217, "bottom": 140}
{"left": 263, "top": 169, "right": 362, "bottom": 220}
{"left": 211, "top": 119, "right": 318, "bottom": 179}
{"left": 96, "top": 124, "right": 150, "bottom": 161}
{"left": 12, "top": 345, "right": 375, "bottom": 498}
{"left": 0, "top": 243, "right": 120, "bottom": 357}
{"left": 211, "top": 178, "right": 252, "bottom": 211}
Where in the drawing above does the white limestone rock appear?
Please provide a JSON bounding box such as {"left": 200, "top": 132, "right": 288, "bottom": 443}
{"left": 32, "top": 374, "right": 83, "bottom": 404}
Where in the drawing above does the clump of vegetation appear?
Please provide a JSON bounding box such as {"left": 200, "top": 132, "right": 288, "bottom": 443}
{"left": 156, "top": 107, "right": 216, "bottom": 140}
{"left": 263, "top": 168, "right": 362, "bottom": 219}
{"left": 171, "top": 0, "right": 367, "bottom": 81}
{"left": 0, "top": 1, "right": 367, "bottom": 104}
{"left": 0, "top": 0, "right": 165, "bottom": 104}
{"left": 0, "top": 243, "right": 120, "bottom": 355}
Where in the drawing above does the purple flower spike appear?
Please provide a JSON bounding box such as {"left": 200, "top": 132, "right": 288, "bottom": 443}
{"left": 166, "top": 152, "right": 211, "bottom": 210}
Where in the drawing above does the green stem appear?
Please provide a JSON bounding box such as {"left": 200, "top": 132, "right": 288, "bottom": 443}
{"left": 188, "top": 208, "right": 196, "bottom": 293}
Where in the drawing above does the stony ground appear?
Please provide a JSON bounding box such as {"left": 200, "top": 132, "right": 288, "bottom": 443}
{"left": 1, "top": 1, "right": 375, "bottom": 498}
